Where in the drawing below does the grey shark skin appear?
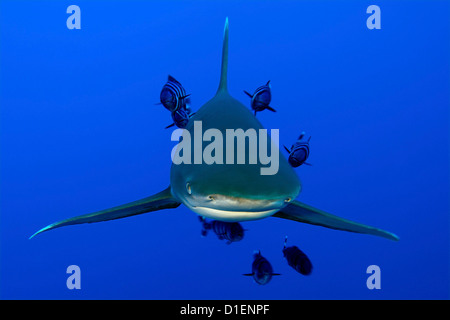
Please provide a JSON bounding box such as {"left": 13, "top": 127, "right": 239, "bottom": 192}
{"left": 30, "top": 18, "right": 398, "bottom": 241}
{"left": 170, "top": 19, "right": 299, "bottom": 222}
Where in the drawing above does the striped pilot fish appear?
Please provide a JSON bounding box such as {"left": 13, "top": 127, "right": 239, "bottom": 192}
{"left": 165, "top": 107, "right": 195, "bottom": 129}
{"left": 282, "top": 236, "right": 313, "bottom": 276}
{"left": 244, "top": 80, "right": 276, "bottom": 116}
{"left": 199, "top": 217, "right": 244, "bottom": 244}
{"left": 284, "top": 132, "right": 311, "bottom": 167}
{"left": 159, "top": 75, "right": 191, "bottom": 112}
{"left": 211, "top": 220, "right": 244, "bottom": 244}
{"left": 243, "top": 250, "right": 280, "bottom": 285}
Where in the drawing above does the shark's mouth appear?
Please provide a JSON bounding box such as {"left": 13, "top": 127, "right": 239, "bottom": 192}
{"left": 184, "top": 194, "right": 291, "bottom": 222}
{"left": 191, "top": 206, "right": 281, "bottom": 222}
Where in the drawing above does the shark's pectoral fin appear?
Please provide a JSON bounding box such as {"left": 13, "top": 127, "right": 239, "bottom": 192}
{"left": 273, "top": 200, "right": 399, "bottom": 241}
{"left": 30, "top": 186, "right": 181, "bottom": 239}
{"left": 243, "top": 90, "right": 253, "bottom": 98}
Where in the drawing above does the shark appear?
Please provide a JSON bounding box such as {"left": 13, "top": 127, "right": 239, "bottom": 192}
{"left": 30, "top": 18, "right": 398, "bottom": 242}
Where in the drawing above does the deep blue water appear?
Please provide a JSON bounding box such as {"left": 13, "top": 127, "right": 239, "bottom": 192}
{"left": 1, "top": 0, "right": 449, "bottom": 299}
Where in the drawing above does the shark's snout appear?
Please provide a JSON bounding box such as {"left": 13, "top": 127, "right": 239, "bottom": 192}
{"left": 196, "top": 193, "right": 291, "bottom": 211}
{"left": 180, "top": 188, "right": 295, "bottom": 222}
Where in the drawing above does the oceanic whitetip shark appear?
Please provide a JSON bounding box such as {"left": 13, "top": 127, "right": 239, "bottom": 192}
{"left": 30, "top": 18, "right": 398, "bottom": 241}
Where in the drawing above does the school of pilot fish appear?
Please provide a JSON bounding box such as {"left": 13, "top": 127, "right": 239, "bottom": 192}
{"left": 157, "top": 74, "right": 312, "bottom": 285}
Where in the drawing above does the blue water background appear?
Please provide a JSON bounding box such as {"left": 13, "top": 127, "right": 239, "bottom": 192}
{"left": 1, "top": 0, "right": 449, "bottom": 299}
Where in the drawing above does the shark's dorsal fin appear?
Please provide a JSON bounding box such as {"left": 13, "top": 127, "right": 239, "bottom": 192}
{"left": 217, "top": 17, "right": 229, "bottom": 94}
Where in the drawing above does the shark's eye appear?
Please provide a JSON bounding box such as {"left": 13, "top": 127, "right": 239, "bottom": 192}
{"left": 186, "top": 183, "right": 192, "bottom": 195}
{"left": 208, "top": 195, "right": 215, "bottom": 201}
{"left": 285, "top": 197, "right": 291, "bottom": 203}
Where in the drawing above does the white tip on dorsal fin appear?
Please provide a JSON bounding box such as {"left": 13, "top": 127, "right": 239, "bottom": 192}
{"left": 217, "top": 17, "right": 229, "bottom": 94}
